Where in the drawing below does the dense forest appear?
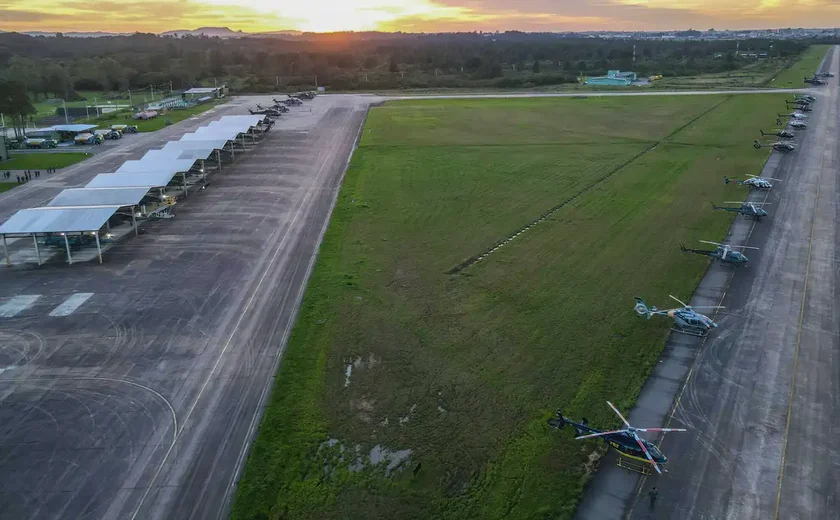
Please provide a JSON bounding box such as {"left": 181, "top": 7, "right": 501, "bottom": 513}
{"left": 0, "top": 31, "right": 822, "bottom": 98}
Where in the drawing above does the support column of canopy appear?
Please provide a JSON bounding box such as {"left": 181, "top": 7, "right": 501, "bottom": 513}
{"left": 132, "top": 206, "right": 138, "bottom": 236}
{"left": 33, "top": 234, "right": 41, "bottom": 265}
{"left": 64, "top": 234, "right": 72, "bottom": 265}
{"left": 2, "top": 235, "right": 8, "bottom": 267}
{"left": 94, "top": 232, "right": 102, "bottom": 264}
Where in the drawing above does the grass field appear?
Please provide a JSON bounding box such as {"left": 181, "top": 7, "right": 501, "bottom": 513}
{"left": 2, "top": 152, "right": 91, "bottom": 171}
{"left": 78, "top": 102, "right": 221, "bottom": 132}
{"left": 33, "top": 91, "right": 135, "bottom": 119}
{"left": 231, "top": 93, "right": 787, "bottom": 520}
{"left": 771, "top": 45, "right": 831, "bottom": 88}
{"left": 0, "top": 183, "right": 14, "bottom": 193}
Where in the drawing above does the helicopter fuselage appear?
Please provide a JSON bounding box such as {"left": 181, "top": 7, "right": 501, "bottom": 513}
{"left": 557, "top": 417, "right": 668, "bottom": 464}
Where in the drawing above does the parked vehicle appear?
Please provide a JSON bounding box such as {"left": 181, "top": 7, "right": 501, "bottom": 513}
{"left": 25, "top": 138, "right": 58, "bottom": 149}
{"left": 111, "top": 124, "right": 138, "bottom": 133}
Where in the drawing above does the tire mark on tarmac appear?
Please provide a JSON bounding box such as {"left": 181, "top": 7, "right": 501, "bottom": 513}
{"left": 447, "top": 95, "right": 734, "bottom": 274}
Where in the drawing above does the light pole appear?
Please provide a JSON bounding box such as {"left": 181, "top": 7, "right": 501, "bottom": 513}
{"left": 62, "top": 99, "right": 69, "bottom": 124}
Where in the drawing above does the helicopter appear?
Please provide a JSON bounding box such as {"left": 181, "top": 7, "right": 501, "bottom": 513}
{"left": 760, "top": 129, "right": 795, "bottom": 139}
{"left": 817, "top": 71, "right": 834, "bottom": 78}
{"left": 754, "top": 140, "right": 796, "bottom": 153}
{"left": 788, "top": 120, "right": 808, "bottom": 130}
{"left": 786, "top": 102, "right": 812, "bottom": 112}
{"left": 634, "top": 295, "right": 722, "bottom": 336}
{"left": 679, "top": 240, "right": 758, "bottom": 266}
{"left": 778, "top": 111, "right": 807, "bottom": 120}
{"left": 249, "top": 107, "right": 281, "bottom": 117}
{"left": 258, "top": 103, "right": 288, "bottom": 113}
{"left": 713, "top": 201, "right": 770, "bottom": 220}
{"left": 795, "top": 94, "right": 816, "bottom": 103}
{"left": 804, "top": 75, "right": 826, "bottom": 85}
{"left": 548, "top": 402, "right": 687, "bottom": 474}
{"left": 725, "top": 174, "right": 781, "bottom": 190}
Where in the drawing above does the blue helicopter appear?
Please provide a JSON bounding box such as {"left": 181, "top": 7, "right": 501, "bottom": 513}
{"left": 634, "top": 295, "right": 722, "bottom": 336}
{"left": 679, "top": 240, "right": 758, "bottom": 266}
{"left": 713, "top": 201, "right": 770, "bottom": 220}
{"left": 548, "top": 402, "right": 687, "bottom": 474}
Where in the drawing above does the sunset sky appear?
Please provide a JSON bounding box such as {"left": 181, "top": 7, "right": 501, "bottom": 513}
{"left": 0, "top": 0, "right": 838, "bottom": 34}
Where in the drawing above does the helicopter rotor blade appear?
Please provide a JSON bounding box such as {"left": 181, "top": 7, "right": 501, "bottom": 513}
{"left": 633, "top": 432, "right": 662, "bottom": 474}
{"left": 607, "top": 401, "right": 630, "bottom": 428}
{"left": 669, "top": 295, "right": 689, "bottom": 308}
{"left": 699, "top": 240, "right": 723, "bottom": 247}
{"left": 634, "top": 427, "right": 688, "bottom": 433}
{"left": 575, "top": 429, "right": 628, "bottom": 440}
{"left": 730, "top": 245, "right": 760, "bottom": 250}
{"left": 746, "top": 174, "right": 782, "bottom": 181}
{"left": 690, "top": 306, "right": 726, "bottom": 310}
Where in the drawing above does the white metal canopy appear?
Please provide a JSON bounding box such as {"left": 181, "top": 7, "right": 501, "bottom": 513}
{"left": 86, "top": 171, "right": 180, "bottom": 188}
{"left": 0, "top": 206, "right": 121, "bottom": 234}
{"left": 116, "top": 157, "right": 197, "bottom": 175}
{"left": 48, "top": 187, "right": 152, "bottom": 207}
{"left": 187, "top": 127, "right": 244, "bottom": 141}
{"left": 175, "top": 137, "right": 230, "bottom": 149}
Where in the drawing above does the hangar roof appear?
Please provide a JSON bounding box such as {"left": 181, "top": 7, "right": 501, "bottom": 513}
{"left": 48, "top": 187, "right": 152, "bottom": 207}
{"left": 116, "top": 156, "right": 196, "bottom": 175}
{"left": 86, "top": 171, "right": 179, "bottom": 189}
{"left": 0, "top": 206, "right": 121, "bottom": 235}
{"left": 52, "top": 124, "right": 98, "bottom": 133}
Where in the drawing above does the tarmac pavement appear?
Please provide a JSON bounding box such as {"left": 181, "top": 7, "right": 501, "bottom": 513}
{"left": 0, "top": 94, "right": 373, "bottom": 520}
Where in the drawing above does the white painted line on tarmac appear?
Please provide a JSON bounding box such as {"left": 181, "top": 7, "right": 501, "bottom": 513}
{"left": 0, "top": 295, "right": 41, "bottom": 317}
{"left": 48, "top": 293, "right": 94, "bottom": 317}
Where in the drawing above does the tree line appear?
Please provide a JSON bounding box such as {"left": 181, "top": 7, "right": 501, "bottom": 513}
{"left": 0, "top": 31, "right": 819, "bottom": 98}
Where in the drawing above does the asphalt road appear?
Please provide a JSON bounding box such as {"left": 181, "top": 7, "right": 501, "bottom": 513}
{"left": 575, "top": 46, "right": 840, "bottom": 520}
{"left": 0, "top": 94, "right": 372, "bottom": 520}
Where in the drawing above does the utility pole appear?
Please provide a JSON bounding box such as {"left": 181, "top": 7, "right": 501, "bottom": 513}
{"left": 169, "top": 80, "right": 173, "bottom": 94}
{"left": 128, "top": 89, "right": 132, "bottom": 105}
{"left": 62, "top": 99, "right": 69, "bottom": 124}
{"left": 151, "top": 85, "right": 155, "bottom": 102}
{"left": 314, "top": 73, "right": 318, "bottom": 88}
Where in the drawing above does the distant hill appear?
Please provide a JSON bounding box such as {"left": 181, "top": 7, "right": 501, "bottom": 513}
{"left": 17, "top": 31, "right": 131, "bottom": 38}
{"left": 160, "top": 27, "right": 246, "bottom": 38}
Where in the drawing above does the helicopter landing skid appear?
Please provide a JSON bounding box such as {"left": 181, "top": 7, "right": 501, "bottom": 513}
{"left": 670, "top": 327, "right": 707, "bottom": 338}
{"left": 616, "top": 456, "right": 652, "bottom": 475}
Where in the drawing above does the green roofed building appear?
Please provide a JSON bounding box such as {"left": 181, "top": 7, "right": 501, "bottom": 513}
{"left": 585, "top": 70, "right": 638, "bottom": 86}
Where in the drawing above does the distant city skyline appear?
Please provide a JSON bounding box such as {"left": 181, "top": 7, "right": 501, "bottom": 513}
{"left": 1, "top": 0, "right": 839, "bottom": 35}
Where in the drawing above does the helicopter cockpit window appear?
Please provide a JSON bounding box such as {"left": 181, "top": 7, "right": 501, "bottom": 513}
{"left": 647, "top": 443, "right": 662, "bottom": 459}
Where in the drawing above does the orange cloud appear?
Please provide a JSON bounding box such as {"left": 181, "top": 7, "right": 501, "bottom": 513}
{"left": 0, "top": 0, "right": 837, "bottom": 33}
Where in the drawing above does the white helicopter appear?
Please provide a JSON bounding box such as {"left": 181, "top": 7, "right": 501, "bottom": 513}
{"left": 725, "top": 174, "right": 782, "bottom": 190}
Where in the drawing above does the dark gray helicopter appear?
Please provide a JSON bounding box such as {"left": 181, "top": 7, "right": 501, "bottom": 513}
{"left": 713, "top": 201, "right": 770, "bottom": 220}
{"left": 680, "top": 240, "right": 758, "bottom": 266}
{"left": 804, "top": 75, "right": 826, "bottom": 85}
{"left": 548, "top": 402, "right": 687, "bottom": 474}
{"left": 258, "top": 103, "right": 289, "bottom": 113}
{"left": 635, "top": 295, "right": 722, "bottom": 336}
{"left": 795, "top": 94, "right": 817, "bottom": 103}
{"left": 249, "top": 107, "right": 281, "bottom": 117}
{"left": 786, "top": 102, "right": 812, "bottom": 112}
{"left": 817, "top": 71, "right": 835, "bottom": 78}
{"left": 754, "top": 139, "right": 796, "bottom": 152}
{"left": 789, "top": 120, "right": 808, "bottom": 130}
{"left": 760, "top": 129, "right": 795, "bottom": 139}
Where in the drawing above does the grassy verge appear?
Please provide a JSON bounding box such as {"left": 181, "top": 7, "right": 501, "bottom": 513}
{"left": 33, "top": 90, "right": 135, "bottom": 119}
{"left": 771, "top": 45, "right": 831, "bottom": 88}
{"left": 2, "top": 152, "right": 91, "bottom": 171}
{"left": 231, "top": 93, "right": 787, "bottom": 520}
{"left": 78, "top": 101, "right": 223, "bottom": 132}
{"left": 0, "top": 183, "right": 14, "bottom": 193}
